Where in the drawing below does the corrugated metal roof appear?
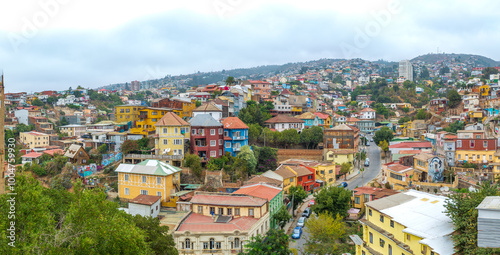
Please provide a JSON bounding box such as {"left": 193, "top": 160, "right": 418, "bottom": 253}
{"left": 476, "top": 196, "right": 500, "bottom": 210}
{"left": 115, "top": 160, "right": 181, "bottom": 176}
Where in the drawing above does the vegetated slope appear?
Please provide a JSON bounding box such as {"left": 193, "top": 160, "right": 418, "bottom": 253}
{"left": 412, "top": 53, "right": 498, "bottom": 67}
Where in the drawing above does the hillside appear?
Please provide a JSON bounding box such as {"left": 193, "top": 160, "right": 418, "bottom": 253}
{"left": 412, "top": 53, "right": 499, "bottom": 67}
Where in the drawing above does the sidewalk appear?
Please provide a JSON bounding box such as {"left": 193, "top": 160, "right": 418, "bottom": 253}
{"left": 284, "top": 194, "right": 314, "bottom": 234}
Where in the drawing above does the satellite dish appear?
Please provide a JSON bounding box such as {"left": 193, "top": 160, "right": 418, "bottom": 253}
{"left": 469, "top": 186, "right": 477, "bottom": 192}
{"left": 444, "top": 186, "right": 449, "bottom": 192}
{"left": 163, "top": 148, "right": 171, "bottom": 154}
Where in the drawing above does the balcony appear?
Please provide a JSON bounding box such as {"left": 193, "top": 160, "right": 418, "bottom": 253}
{"left": 138, "top": 114, "right": 148, "bottom": 119}
{"left": 232, "top": 136, "right": 247, "bottom": 140}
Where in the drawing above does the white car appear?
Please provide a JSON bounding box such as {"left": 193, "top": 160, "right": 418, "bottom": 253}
{"left": 297, "top": 217, "right": 306, "bottom": 227}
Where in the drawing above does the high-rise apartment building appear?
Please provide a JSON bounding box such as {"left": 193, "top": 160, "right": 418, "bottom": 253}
{"left": 399, "top": 60, "right": 413, "bottom": 81}
{"left": 130, "top": 80, "right": 140, "bottom": 91}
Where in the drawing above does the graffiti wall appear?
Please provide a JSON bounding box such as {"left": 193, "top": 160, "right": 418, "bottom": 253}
{"left": 428, "top": 157, "right": 444, "bottom": 182}
{"left": 76, "top": 164, "right": 97, "bottom": 178}
{"left": 101, "top": 152, "right": 123, "bottom": 167}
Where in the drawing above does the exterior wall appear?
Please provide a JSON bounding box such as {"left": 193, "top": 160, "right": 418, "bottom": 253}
{"left": 281, "top": 176, "right": 296, "bottom": 195}
{"left": 20, "top": 132, "right": 50, "bottom": 149}
{"left": 60, "top": 125, "right": 87, "bottom": 137}
{"left": 155, "top": 125, "right": 190, "bottom": 162}
{"left": 132, "top": 108, "right": 172, "bottom": 136}
{"left": 360, "top": 205, "right": 431, "bottom": 255}
{"left": 192, "top": 203, "right": 268, "bottom": 219}
{"left": 224, "top": 128, "right": 249, "bottom": 157}
{"left": 314, "top": 164, "right": 336, "bottom": 185}
{"left": 129, "top": 199, "right": 161, "bottom": 218}
{"left": 14, "top": 109, "right": 29, "bottom": 125}
{"left": 323, "top": 129, "right": 359, "bottom": 150}
{"left": 269, "top": 191, "right": 283, "bottom": 229}
{"left": 115, "top": 105, "right": 144, "bottom": 123}
{"left": 117, "top": 172, "right": 180, "bottom": 206}
{"left": 175, "top": 212, "right": 270, "bottom": 255}
{"left": 191, "top": 126, "right": 224, "bottom": 162}
{"left": 265, "top": 122, "right": 304, "bottom": 132}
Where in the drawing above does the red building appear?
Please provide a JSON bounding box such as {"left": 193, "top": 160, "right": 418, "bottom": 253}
{"left": 248, "top": 80, "right": 271, "bottom": 99}
{"left": 282, "top": 162, "right": 319, "bottom": 193}
{"left": 40, "top": 90, "right": 58, "bottom": 96}
{"left": 188, "top": 114, "right": 224, "bottom": 163}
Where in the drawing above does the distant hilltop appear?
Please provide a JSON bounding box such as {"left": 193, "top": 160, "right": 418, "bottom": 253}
{"left": 411, "top": 53, "right": 499, "bottom": 67}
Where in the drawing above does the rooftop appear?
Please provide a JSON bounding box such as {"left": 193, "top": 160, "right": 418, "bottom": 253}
{"left": 176, "top": 212, "right": 259, "bottom": 232}
{"left": 389, "top": 141, "right": 432, "bottom": 149}
{"left": 232, "top": 183, "right": 282, "bottom": 201}
{"left": 154, "top": 112, "right": 189, "bottom": 127}
{"left": 115, "top": 160, "right": 182, "bottom": 176}
{"left": 476, "top": 196, "right": 500, "bottom": 211}
{"left": 193, "top": 102, "right": 222, "bottom": 112}
{"left": 222, "top": 117, "right": 248, "bottom": 130}
{"left": 129, "top": 194, "right": 161, "bottom": 206}
{"left": 264, "top": 114, "right": 305, "bottom": 124}
{"left": 189, "top": 114, "right": 222, "bottom": 127}
{"left": 190, "top": 192, "right": 267, "bottom": 207}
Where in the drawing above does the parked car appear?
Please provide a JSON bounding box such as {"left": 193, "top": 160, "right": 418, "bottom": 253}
{"left": 302, "top": 208, "right": 311, "bottom": 218}
{"left": 370, "top": 138, "right": 374, "bottom": 142}
{"left": 292, "top": 227, "right": 303, "bottom": 239}
{"left": 297, "top": 217, "right": 306, "bottom": 227}
{"left": 339, "top": 182, "right": 348, "bottom": 188}
{"left": 364, "top": 158, "right": 370, "bottom": 167}
{"left": 308, "top": 199, "right": 315, "bottom": 207}
{"left": 366, "top": 141, "right": 370, "bottom": 146}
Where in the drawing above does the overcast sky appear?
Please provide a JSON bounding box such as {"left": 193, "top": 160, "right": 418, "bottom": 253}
{"left": 0, "top": 0, "right": 499, "bottom": 92}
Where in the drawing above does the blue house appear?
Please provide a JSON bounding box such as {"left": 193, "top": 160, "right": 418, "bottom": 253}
{"left": 296, "top": 112, "right": 320, "bottom": 129}
{"left": 222, "top": 117, "right": 249, "bottom": 157}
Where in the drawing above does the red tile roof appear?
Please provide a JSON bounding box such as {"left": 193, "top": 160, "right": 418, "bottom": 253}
{"left": 129, "top": 194, "right": 161, "bottom": 205}
{"left": 190, "top": 192, "right": 267, "bottom": 207}
{"left": 264, "top": 114, "right": 305, "bottom": 124}
{"left": 233, "top": 183, "right": 281, "bottom": 201}
{"left": 387, "top": 163, "right": 413, "bottom": 173}
{"left": 43, "top": 149, "right": 64, "bottom": 156}
{"left": 155, "top": 112, "right": 189, "bottom": 126}
{"left": 314, "top": 112, "right": 330, "bottom": 120}
{"left": 360, "top": 108, "right": 375, "bottom": 112}
{"left": 389, "top": 142, "right": 432, "bottom": 149}
{"left": 398, "top": 150, "right": 422, "bottom": 155}
{"left": 177, "top": 213, "right": 259, "bottom": 232}
{"left": 222, "top": 117, "right": 248, "bottom": 129}
{"left": 21, "top": 152, "right": 43, "bottom": 158}
{"left": 246, "top": 175, "right": 282, "bottom": 186}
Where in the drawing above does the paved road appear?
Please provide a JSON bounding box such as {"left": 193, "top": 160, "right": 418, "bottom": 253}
{"left": 347, "top": 135, "right": 382, "bottom": 190}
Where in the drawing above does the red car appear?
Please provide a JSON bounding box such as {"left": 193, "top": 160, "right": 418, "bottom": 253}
{"left": 308, "top": 200, "right": 315, "bottom": 207}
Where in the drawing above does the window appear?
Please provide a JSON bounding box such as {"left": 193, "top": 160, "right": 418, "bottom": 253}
{"left": 210, "top": 151, "right": 216, "bottom": 157}
{"left": 490, "top": 155, "right": 493, "bottom": 160}
{"left": 219, "top": 208, "right": 224, "bottom": 215}
{"left": 124, "top": 174, "right": 129, "bottom": 181}
{"left": 209, "top": 239, "right": 215, "bottom": 249}
{"left": 422, "top": 245, "right": 427, "bottom": 254}
{"left": 390, "top": 220, "right": 394, "bottom": 228}
{"left": 227, "top": 208, "right": 232, "bottom": 215}
{"left": 380, "top": 238, "right": 385, "bottom": 247}
{"left": 234, "top": 238, "right": 240, "bottom": 249}
{"left": 216, "top": 242, "right": 221, "bottom": 249}
{"left": 219, "top": 139, "right": 223, "bottom": 145}
{"left": 192, "top": 129, "right": 196, "bottom": 135}
{"left": 407, "top": 234, "right": 411, "bottom": 241}
{"left": 355, "top": 197, "right": 360, "bottom": 204}
{"left": 210, "top": 140, "right": 216, "bottom": 146}
{"left": 174, "top": 139, "right": 182, "bottom": 145}
{"left": 224, "top": 131, "right": 229, "bottom": 136}
{"left": 389, "top": 244, "right": 392, "bottom": 255}
{"left": 157, "top": 192, "right": 161, "bottom": 197}
{"left": 174, "top": 128, "right": 178, "bottom": 134}
{"left": 369, "top": 232, "right": 373, "bottom": 243}
{"left": 457, "top": 140, "right": 462, "bottom": 147}
{"left": 198, "top": 129, "right": 203, "bottom": 135}
{"left": 210, "top": 207, "right": 215, "bottom": 215}
{"left": 163, "top": 128, "right": 168, "bottom": 134}
{"left": 157, "top": 177, "right": 161, "bottom": 185}
{"left": 470, "top": 140, "right": 475, "bottom": 147}
{"left": 203, "top": 242, "right": 208, "bottom": 249}
{"left": 142, "top": 176, "right": 147, "bottom": 183}
{"left": 152, "top": 118, "right": 157, "bottom": 122}
{"left": 298, "top": 177, "right": 302, "bottom": 182}
{"left": 198, "top": 206, "right": 203, "bottom": 213}
{"left": 484, "top": 141, "right": 488, "bottom": 148}
{"left": 380, "top": 215, "right": 384, "bottom": 222}
{"left": 124, "top": 188, "right": 129, "bottom": 195}
{"left": 211, "top": 129, "right": 215, "bottom": 135}
{"left": 185, "top": 239, "right": 191, "bottom": 249}
{"left": 364, "top": 194, "right": 370, "bottom": 202}
{"left": 249, "top": 209, "right": 254, "bottom": 216}
{"left": 219, "top": 149, "right": 222, "bottom": 156}
{"left": 235, "top": 208, "right": 240, "bottom": 215}
{"left": 140, "top": 190, "right": 148, "bottom": 195}
{"left": 225, "top": 142, "right": 231, "bottom": 148}
{"left": 369, "top": 209, "right": 372, "bottom": 216}
{"left": 290, "top": 177, "right": 293, "bottom": 182}
{"left": 219, "top": 128, "right": 223, "bottom": 134}
{"left": 163, "top": 139, "right": 168, "bottom": 145}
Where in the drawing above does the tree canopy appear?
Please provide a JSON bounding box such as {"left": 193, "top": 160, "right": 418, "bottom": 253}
{"left": 272, "top": 205, "right": 292, "bottom": 230}
{"left": 373, "top": 126, "right": 394, "bottom": 146}
{"left": 287, "top": 185, "right": 308, "bottom": 212}
{"left": 241, "top": 229, "right": 291, "bottom": 255}
{"left": 304, "top": 213, "right": 346, "bottom": 255}
{"left": 447, "top": 89, "right": 462, "bottom": 108}
{"left": 311, "top": 186, "right": 351, "bottom": 218}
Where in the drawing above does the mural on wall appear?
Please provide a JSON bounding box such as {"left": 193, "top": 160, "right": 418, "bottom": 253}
{"left": 428, "top": 157, "right": 444, "bottom": 182}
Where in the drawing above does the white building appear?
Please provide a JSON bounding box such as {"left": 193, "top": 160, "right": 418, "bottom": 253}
{"left": 128, "top": 194, "right": 161, "bottom": 218}
{"left": 399, "top": 60, "right": 413, "bottom": 82}
{"left": 264, "top": 114, "right": 305, "bottom": 132}
{"left": 360, "top": 108, "right": 376, "bottom": 119}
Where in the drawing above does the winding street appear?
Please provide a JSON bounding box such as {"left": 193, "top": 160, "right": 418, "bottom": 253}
{"left": 347, "top": 135, "right": 382, "bottom": 190}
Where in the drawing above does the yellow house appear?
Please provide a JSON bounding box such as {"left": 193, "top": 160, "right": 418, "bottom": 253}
{"left": 115, "top": 105, "right": 145, "bottom": 123}
{"left": 311, "top": 162, "right": 337, "bottom": 186}
{"left": 324, "top": 149, "right": 355, "bottom": 174}
{"left": 20, "top": 131, "right": 50, "bottom": 149}
{"left": 382, "top": 162, "right": 414, "bottom": 191}
{"left": 355, "top": 190, "right": 454, "bottom": 255}
{"left": 479, "top": 84, "right": 489, "bottom": 97}
{"left": 291, "top": 106, "right": 302, "bottom": 115}
{"left": 115, "top": 159, "right": 181, "bottom": 207}
{"left": 130, "top": 107, "right": 173, "bottom": 136}
{"left": 190, "top": 192, "right": 268, "bottom": 218}
{"left": 274, "top": 165, "right": 297, "bottom": 195}
{"left": 154, "top": 112, "right": 190, "bottom": 166}
{"left": 175, "top": 100, "right": 196, "bottom": 119}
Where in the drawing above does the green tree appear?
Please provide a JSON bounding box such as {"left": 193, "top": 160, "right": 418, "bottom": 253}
{"left": 288, "top": 185, "right": 308, "bottom": 213}
{"left": 482, "top": 67, "right": 499, "bottom": 80}
{"left": 184, "top": 153, "right": 203, "bottom": 179}
{"left": 304, "top": 213, "right": 346, "bottom": 255}
{"left": 248, "top": 123, "right": 262, "bottom": 144}
{"left": 402, "top": 107, "right": 410, "bottom": 113}
{"left": 254, "top": 146, "right": 278, "bottom": 173}
{"left": 60, "top": 116, "right": 69, "bottom": 126}
{"left": 31, "top": 98, "right": 44, "bottom": 106}
{"left": 339, "top": 162, "right": 351, "bottom": 175}
{"left": 132, "top": 215, "right": 178, "bottom": 255}
{"left": 281, "top": 129, "right": 300, "bottom": 148}
{"left": 398, "top": 116, "right": 411, "bottom": 124}
{"left": 444, "top": 121, "right": 465, "bottom": 134}
{"left": 416, "top": 109, "right": 428, "bottom": 120}
{"left": 272, "top": 205, "right": 292, "bottom": 230}
{"left": 311, "top": 186, "right": 351, "bottom": 218}
{"left": 241, "top": 229, "right": 291, "bottom": 255}
{"left": 373, "top": 126, "right": 394, "bottom": 146}
{"left": 379, "top": 140, "right": 389, "bottom": 153}
{"left": 447, "top": 89, "right": 462, "bottom": 108}
{"left": 421, "top": 66, "right": 430, "bottom": 79}
{"left": 207, "top": 156, "right": 228, "bottom": 171}
{"left": 47, "top": 96, "right": 58, "bottom": 104}
{"left": 444, "top": 183, "right": 500, "bottom": 254}
{"left": 97, "top": 144, "right": 107, "bottom": 154}
{"left": 121, "top": 139, "right": 139, "bottom": 154}
{"left": 225, "top": 76, "right": 235, "bottom": 86}
{"left": 237, "top": 145, "right": 257, "bottom": 174}
{"left": 195, "top": 100, "right": 202, "bottom": 107}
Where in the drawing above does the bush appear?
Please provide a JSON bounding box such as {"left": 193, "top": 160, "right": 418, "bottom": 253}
{"left": 31, "top": 164, "right": 47, "bottom": 176}
{"left": 384, "top": 182, "right": 391, "bottom": 189}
